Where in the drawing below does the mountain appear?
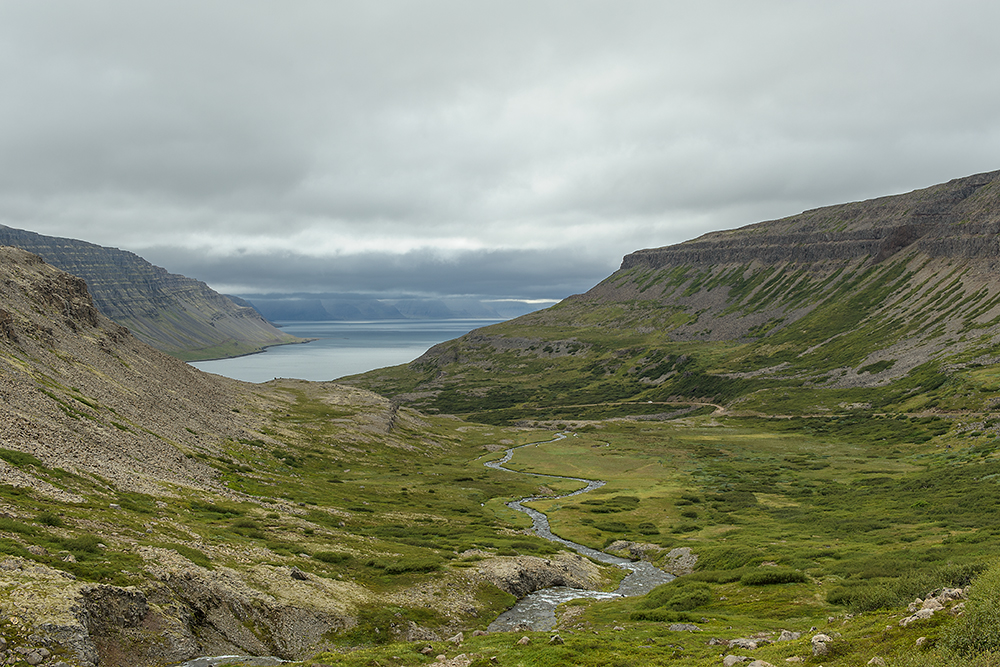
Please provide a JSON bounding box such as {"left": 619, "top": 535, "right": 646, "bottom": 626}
{"left": 0, "top": 247, "right": 608, "bottom": 665}
{"left": 241, "top": 294, "right": 547, "bottom": 322}
{"left": 346, "top": 169, "right": 1000, "bottom": 421}
{"left": 0, "top": 225, "right": 303, "bottom": 360}
{"left": 246, "top": 296, "right": 405, "bottom": 321}
{"left": 5, "top": 207, "right": 1000, "bottom": 667}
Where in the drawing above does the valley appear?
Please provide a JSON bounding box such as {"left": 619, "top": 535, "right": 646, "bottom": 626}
{"left": 5, "top": 170, "right": 1000, "bottom": 667}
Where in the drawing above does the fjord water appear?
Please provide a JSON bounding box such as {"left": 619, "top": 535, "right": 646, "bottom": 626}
{"left": 189, "top": 319, "right": 501, "bottom": 383}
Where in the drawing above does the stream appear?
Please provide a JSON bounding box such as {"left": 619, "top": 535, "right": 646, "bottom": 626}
{"left": 176, "top": 433, "right": 672, "bottom": 665}
{"left": 484, "top": 433, "right": 674, "bottom": 632}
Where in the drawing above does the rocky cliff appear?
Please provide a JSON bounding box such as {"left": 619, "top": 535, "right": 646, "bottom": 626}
{"left": 0, "top": 226, "right": 302, "bottom": 360}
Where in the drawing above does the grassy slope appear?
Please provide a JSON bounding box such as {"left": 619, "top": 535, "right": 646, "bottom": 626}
{"left": 295, "top": 412, "right": 1000, "bottom": 666}
{"left": 0, "top": 381, "right": 594, "bottom": 646}
{"left": 346, "top": 249, "right": 1000, "bottom": 424}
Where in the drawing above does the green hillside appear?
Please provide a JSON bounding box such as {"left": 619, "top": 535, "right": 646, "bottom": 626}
{"left": 346, "top": 170, "right": 1000, "bottom": 424}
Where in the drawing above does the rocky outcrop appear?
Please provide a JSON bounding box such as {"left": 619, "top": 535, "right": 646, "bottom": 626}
{"left": 474, "top": 553, "right": 609, "bottom": 597}
{"left": 0, "top": 228, "right": 303, "bottom": 360}
{"left": 0, "top": 555, "right": 362, "bottom": 667}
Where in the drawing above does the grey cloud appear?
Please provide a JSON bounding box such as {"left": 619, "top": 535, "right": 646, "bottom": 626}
{"left": 142, "top": 246, "right": 613, "bottom": 301}
{"left": 1, "top": 1, "right": 999, "bottom": 300}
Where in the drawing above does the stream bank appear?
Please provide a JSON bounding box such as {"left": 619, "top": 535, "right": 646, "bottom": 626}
{"left": 484, "top": 434, "right": 675, "bottom": 631}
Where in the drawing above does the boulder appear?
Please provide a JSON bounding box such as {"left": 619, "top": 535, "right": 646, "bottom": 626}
{"left": 669, "top": 623, "right": 702, "bottom": 632}
{"left": 900, "top": 609, "right": 936, "bottom": 627}
{"left": 811, "top": 633, "right": 832, "bottom": 656}
{"left": 777, "top": 630, "right": 801, "bottom": 642}
{"left": 723, "top": 656, "right": 749, "bottom": 666}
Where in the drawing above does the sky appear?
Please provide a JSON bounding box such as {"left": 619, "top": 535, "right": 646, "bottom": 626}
{"left": 2, "top": 1, "right": 1000, "bottom": 303}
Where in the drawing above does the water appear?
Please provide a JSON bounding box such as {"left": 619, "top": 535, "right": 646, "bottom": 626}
{"left": 485, "top": 434, "right": 675, "bottom": 631}
{"left": 189, "top": 319, "right": 501, "bottom": 383}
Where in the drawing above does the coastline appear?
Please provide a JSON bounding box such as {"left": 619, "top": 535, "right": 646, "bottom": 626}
{"left": 181, "top": 336, "right": 318, "bottom": 363}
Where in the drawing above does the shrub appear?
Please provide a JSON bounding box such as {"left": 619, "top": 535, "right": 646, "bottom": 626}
{"left": 740, "top": 568, "right": 807, "bottom": 586}
{"left": 314, "top": 551, "right": 352, "bottom": 564}
{"left": 0, "top": 448, "right": 42, "bottom": 468}
{"left": 63, "top": 534, "right": 102, "bottom": 553}
{"left": 639, "top": 579, "right": 713, "bottom": 611}
{"left": 696, "top": 545, "right": 763, "bottom": 571}
{"left": 944, "top": 562, "right": 1000, "bottom": 655}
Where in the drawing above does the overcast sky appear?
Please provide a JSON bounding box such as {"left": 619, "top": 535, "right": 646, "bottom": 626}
{"left": 2, "top": 1, "right": 999, "bottom": 302}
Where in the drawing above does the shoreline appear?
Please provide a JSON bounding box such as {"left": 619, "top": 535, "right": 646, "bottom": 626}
{"left": 184, "top": 336, "right": 318, "bottom": 363}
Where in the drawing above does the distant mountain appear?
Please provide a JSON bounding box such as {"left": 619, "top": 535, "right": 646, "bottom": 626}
{"left": 0, "top": 225, "right": 303, "bottom": 360}
{"left": 242, "top": 294, "right": 545, "bottom": 322}
{"left": 347, "top": 169, "right": 1000, "bottom": 421}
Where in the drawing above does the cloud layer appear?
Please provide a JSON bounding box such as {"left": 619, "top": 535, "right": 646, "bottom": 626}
{"left": 2, "top": 1, "right": 999, "bottom": 299}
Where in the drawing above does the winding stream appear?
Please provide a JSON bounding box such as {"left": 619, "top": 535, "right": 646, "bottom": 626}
{"left": 177, "top": 433, "right": 671, "bottom": 665}
{"left": 485, "top": 433, "right": 674, "bottom": 631}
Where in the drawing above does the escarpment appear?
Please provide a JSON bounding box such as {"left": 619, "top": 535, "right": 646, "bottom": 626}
{"left": 0, "top": 225, "right": 302, "bottom": 360}
{"left": 621, "top": 170, "right": 1000, "bottom": 271}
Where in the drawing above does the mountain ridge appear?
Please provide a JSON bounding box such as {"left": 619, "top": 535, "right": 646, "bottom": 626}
{"left": 0, "top": 225, "right": 303, "bottom": 360}
{"left": 346, "top": 168, "right": 1000, "bottom": 420}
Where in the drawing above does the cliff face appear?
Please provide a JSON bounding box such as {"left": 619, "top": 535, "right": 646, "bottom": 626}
{"left": 0, "top": 226, "right": 302, "bottom": 360}
{"left": 572, "top": 170, "right": 1000, "bottom": 356}
{"left": 620, "top": 170, "right": 1000, "bottom": 270}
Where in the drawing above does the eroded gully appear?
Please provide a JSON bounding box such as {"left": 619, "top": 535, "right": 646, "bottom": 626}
{"left": 484, "top": 433, "right": 674, "bottom": 632}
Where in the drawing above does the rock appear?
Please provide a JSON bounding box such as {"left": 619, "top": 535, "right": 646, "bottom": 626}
{"left": 669, "top": 623, "right": 702, "bottom": 632}
{"left": 921, "top": 597, "right": 943, "bottom": 611}
{"left": 664, "top": 547, "right": 699, "bottom": 575}
{"left": 951, "top": 602, "right": 966, "bottom": 615}
{"left": 777, "top": 630, "right": 801, "bottom": 641}
{"left": 729, "top": 638, "right": 758, "bottom": 650}
{"left": 447, "top": 632, "right": 464, "bottom": 645}
{"left": 723, "top": 656, "right": 749, "bottom": 666}
{"left": 916, "top": 637, "right": 927, "bottom": 646}
{"left": 940, "top": 587, "right": 965, "bottom": 601}
{"left": 289, "top": 567, "right": 309, "bottom": 581}
{"left": 747, "top": 661, "right": 775, "bottom": 667}
{"left": 436, "top": 654, "right": 447, "bottom": 662}
{"left": 785, "top": 658, "right": 804, "bottom": 663}
{"left": 900, "top": 609, "right": 936, "bottom": 626}
{"left": 27, "top": 545, "right": 48, "bottom": 556}
{"left": 421, "top": 646, "right": 435, "bottom": 655}
{"left": 406, "top": 621, "right": 441, "bottom": 642}
{"left": 708, "top": 638, "right": 728, "bottom": 646}
{"left": 25, "top": 651, "right": 45, "bottom": 665}
{"left": 472, "top": 630, "right": 489, "bottom": 637}
{"left": 549, "top": 635, "right": 564, "bottom": 645}
{"left": 517, "top": 636, "right": 530, "bottom": 646}
{"left": 811, "top": 634, "right": 832, "bottom": 657}
{"left": 868, "top": 658, "right": 887, "bottom": 666}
